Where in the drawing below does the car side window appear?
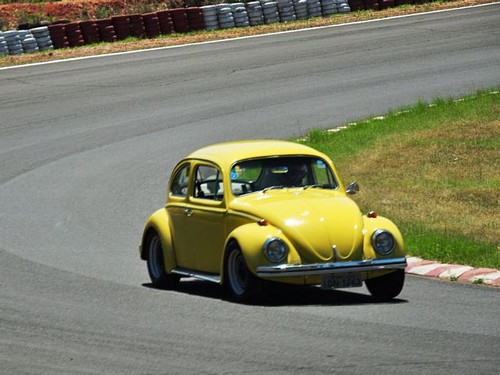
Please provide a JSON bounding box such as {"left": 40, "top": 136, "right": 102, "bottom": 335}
{"left": 193, "top": 165, "right": 223, "bottom": 201}
{"left": 170, "top": 164, "right": 190, "bottom": 197}
{"left": 312, "top": 159, "right": 337, "bottom": 188}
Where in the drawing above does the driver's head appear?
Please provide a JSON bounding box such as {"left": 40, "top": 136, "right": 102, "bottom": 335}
{"left": 285, "top": 162, "right": 307, "bottom": 186}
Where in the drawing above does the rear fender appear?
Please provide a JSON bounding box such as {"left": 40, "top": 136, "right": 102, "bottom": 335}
{"left": 140, "top": 208, "right": 177, "bottom": 273}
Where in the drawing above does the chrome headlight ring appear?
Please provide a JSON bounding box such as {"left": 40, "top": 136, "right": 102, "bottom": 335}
{"left": 371, "top": 229, "right": 396, "bottom": 255}
{"left": 263, "top": 237, "right": 288, "bottom": 263}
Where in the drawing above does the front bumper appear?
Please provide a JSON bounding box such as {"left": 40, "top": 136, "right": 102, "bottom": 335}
{"left": 256, "top": 257, "right": 407, "bottom": 278}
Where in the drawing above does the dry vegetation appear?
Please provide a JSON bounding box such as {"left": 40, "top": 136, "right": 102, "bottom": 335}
{"left": 347, "top": 118, "right": 499, "bottom": 246}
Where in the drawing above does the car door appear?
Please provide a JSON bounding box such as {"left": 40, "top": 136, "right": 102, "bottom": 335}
{"left": 166, "top": 162, "right": 192, "bottom": 268}
{"left": 170, "top": 162, "right": 226, "bottom": 273}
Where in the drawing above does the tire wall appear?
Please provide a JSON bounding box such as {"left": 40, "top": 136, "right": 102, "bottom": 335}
{"left": 0, "top": 0, "right": 431, "bottom": 56}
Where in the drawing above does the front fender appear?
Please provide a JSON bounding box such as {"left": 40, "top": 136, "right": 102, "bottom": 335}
{"left": 223, "top": 223, "right": 302, "bottom": 277}
{"left": 140, "top": 208, "right": 177, "bottom": 273}
{"left": 362, "top": 215, "right": 405, "bottom": 260}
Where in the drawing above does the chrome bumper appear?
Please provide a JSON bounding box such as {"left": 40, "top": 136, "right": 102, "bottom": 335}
{"left": 256, "top": 257, "right": 407, "bottom": 278}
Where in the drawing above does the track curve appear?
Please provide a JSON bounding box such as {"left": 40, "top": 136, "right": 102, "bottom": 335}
{"left": 1, "top": 4, "right": 499, "bottom": 374}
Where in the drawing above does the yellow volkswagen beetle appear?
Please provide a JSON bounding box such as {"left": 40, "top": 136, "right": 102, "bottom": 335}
{"left": 140, "top": 140, "right": 406, "bottom": 302}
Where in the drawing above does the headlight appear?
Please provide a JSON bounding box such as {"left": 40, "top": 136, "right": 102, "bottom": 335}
{"left": 371, "top": 229, "right": 396, "bottom": 255}
{"left": 263, "top": 237, "right": 288, "bottom": 263}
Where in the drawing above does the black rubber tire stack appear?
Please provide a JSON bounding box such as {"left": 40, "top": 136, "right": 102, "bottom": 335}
{"left": 143, "top": 13, "right": 161, "bottom": 38}
{"left": 363, "top": 0, "right": 379, "bottom": 10}
{"left": 64, "top": 22, "right": 85, "bottom": 47}
{"left": 347, "top": 0, "right": 365, "bottom": 11}
{"left": 157, "top": 10, "right": 175, "bottom": 35}
{"left": 111, "top": 15, "right": 131, "bottom": 40}
{"left": 378, "top": 0, "right": 394, "bottom": 8}
{"left": 170, "top": 9, "right": 189, "bottom": 33}
{"left": 79, "top": 21, "right": 100, "bottom": 44}
{"left": 186, "top": 7, "right": 205, "bottom": 32}
{"left": 128, "top": 14, "right": 146, "bottom": 38}
{"left": 48, "top": 24, "right": 69, "bottom": 49}
{"left": 95, "top": 19, "right": 116, "bottom": 43}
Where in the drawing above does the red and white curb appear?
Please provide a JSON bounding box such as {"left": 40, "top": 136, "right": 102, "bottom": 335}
{"left": 406, "top": 257, "right": 500, "bottom": 287}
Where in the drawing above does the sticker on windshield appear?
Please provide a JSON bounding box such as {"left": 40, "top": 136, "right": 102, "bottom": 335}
{"left": 231, "top": 165, "right": 241, "bottom": 180}
{"left": 316, "top": 160, "right": 326, "bottom": 169}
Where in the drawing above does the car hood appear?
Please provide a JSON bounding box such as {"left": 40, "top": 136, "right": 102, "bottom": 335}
{"left": 230, "top": 189, "right": 364, "bottom": 263}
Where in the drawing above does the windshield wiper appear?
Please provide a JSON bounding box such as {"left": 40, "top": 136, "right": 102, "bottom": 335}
{"left": 262, "top": 185, "right": 285, "bottom": 193}
{"left": 303, "top": 184, "right": 335, "bottom": 190}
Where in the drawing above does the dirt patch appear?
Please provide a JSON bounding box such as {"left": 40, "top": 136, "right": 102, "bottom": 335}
{"left": 0, "top": 1, "right": 129, "bottom": 29}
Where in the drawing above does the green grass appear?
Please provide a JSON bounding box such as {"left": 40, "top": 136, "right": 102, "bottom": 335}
{"left": 299, "top": 89, "right": 500, "bottom": 269}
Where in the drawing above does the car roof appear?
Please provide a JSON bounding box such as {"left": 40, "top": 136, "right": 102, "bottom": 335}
{"left": 185, "top": 140, "right": 327, "bottom": 167}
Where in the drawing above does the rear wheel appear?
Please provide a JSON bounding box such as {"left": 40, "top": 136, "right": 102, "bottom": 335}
{"left": 365, "top": 269, "right": 405, "bottom": 301}
{"left": 146, "top": 232, "right": 180, "bottom": 289}
{"left": 224, "top": 242, "right": 261, "bottom": 302}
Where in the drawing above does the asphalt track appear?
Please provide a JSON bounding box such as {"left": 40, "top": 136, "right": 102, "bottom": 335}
{"left": 1, "top": 4, "right": 499, "bottom": 374}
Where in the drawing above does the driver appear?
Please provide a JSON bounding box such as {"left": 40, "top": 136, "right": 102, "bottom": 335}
{"left": 283, "top": 162, "right": 307, "bottom": 186}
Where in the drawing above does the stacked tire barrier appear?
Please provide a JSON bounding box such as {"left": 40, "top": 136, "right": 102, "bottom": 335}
{"left": 0, "top": 32, "right": 8, "bottom": 55}
{"left": 30, "top": 27, "right": 54, "bottom": 51}
{"left": 157, "top": 11, "right": 175, "bottom": 34}
{"left": 48, "top": 24, "right": 69, "bottom": 49}
{"left": 262, "top": 1, "right": 280, "bottom": 24}
{"left": 201, "top": 6, "right": 219, "bottom": 30}
{"left": 217, "top": 4, "right": 235, "bottom": 29}
{"left": 111, "top": 16, "right": 130, "bottom": 40}
{"left": 348, "top": 0, "right": 397, "bottom": 11}
{"left": 19, "top": 30, "right": 40, "bottom": 53}
{"left": 80, "top": 21, "right": 101, "bottom": 44}
{"left": 143, "top": 13, "right": 162, "bottom": 38}
{"left": 277, "top": 0, "right": 296, "bottom": 22}
{"left": 0, "top": 0, "right": 434, "bottom": 57}
{"left": 338, "top": 0, "right": 352, "bottom": 13}
{"left": 0, "top": 27, "right": 53, "bottom": 55}
{"left": 293, "top": 0, "right": 309, "bottom": 20}
{"left": 170, "top": 9, "right": 189, "bottom": 33}
{"left": 2, "top": 30, "right": 23, "bottom": 55}
{"left": 307, "top": 0, "right": 323, "bottom": 17}
{"left": 96, "top": 19, "right": 117, "bottom": 42}
{"left": 321, "top": 0, "right": 337, "bottom": 16}
{"left": 129, "top": 14, "right": 146, "bottom": 38}
{"left": 247, "top": 2, "right": 265, "bottom": 26}
{"left": 231, "top": 3, "right": 250, "bottom": 28}
{"left": 186, "top": 8, "right": 206, "bottom": 31}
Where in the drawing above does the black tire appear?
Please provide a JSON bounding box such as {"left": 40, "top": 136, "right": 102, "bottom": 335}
{"left": 365, "top": 269, "right": 405, "bottom": 301}
{"left": 146, "top": 232, "right": 180, "bottom": 289}
{"left": 224, "top": 242, "right": 262, "bottom": 302}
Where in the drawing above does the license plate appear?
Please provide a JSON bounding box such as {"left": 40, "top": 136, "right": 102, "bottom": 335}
{"left": 321, "top": 273, "right": 363, "bottom": 289}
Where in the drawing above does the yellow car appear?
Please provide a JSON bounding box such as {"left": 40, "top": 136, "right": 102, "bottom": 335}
{"left": 140, "top": 140, "right": 406, "bottom": 302}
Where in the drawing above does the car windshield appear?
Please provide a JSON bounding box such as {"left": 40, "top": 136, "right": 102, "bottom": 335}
{"left": 230, "top": 156, "right": 338, "bottom": 196}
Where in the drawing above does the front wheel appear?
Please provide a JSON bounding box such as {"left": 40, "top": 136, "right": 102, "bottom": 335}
{"left": 146, "top": 232, "right": 180, "bottom": 289}
{"left": 365, "top": 269, "right": 405, "bottom": 301}
{"left": 224, "top": 243, "right": 261, "bottom": 302}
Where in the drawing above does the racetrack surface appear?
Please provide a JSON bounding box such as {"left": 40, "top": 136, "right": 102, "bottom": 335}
{"left": 1, "top": 4, "right": 499, "bottom": 374}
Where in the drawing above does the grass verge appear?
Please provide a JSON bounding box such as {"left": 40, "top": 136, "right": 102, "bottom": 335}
{"left": 299, "top": 89, "right": 500, "bottom": 269}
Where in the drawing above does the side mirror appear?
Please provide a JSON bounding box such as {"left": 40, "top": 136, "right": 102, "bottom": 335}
{"left": 346, "top": 182, "right": 360, "bottom": 195}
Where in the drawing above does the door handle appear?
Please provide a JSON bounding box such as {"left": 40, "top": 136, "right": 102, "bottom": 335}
{"left": 183, "top": 209, "right": 193, "bottom": 217}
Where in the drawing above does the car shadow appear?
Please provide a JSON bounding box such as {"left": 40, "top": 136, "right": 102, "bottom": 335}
{"left": 142, "top": 279, "right": 408, "bottom": 307}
